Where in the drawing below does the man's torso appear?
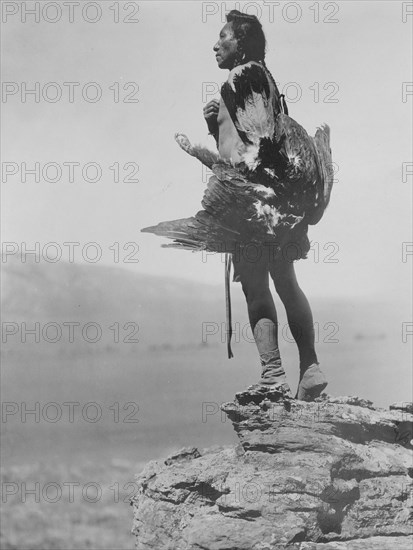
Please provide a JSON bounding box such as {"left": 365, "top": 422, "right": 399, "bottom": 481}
{"left": 217, "top": 61, "right": 280, "bottom": 164}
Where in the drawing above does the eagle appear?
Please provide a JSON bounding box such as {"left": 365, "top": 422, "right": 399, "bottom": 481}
{"left": 141, "top": 114, "right": 333, "bottom": 255}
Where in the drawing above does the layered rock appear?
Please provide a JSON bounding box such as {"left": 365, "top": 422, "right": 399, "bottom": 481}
{"left": 131, "top": 389, "right": 413, "bottom": 549}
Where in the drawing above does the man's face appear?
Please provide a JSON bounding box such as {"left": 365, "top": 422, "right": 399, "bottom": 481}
{"left": 213, "top": 23, "right": 239, "bottom": 70}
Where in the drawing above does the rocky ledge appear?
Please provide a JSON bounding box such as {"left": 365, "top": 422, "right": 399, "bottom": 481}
{"left": 131, "top": 389, "right": 413, "bottom": 550}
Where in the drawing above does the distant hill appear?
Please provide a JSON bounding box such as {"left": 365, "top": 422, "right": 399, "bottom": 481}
{"left": 2, "top": 255, "right": 409, "bottom": 350}
{"left": 1, "top": 256, "right": 237, "bottom": 349}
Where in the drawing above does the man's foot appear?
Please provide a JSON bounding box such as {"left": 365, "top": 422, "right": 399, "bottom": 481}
{"left": 259, "top": 367, "right": 293, "bottom": 398}
{"left": 295, "top": 363, "right": 328, "bottom": 401}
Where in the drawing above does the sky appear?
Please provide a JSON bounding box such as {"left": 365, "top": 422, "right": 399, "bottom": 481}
{"left": 2, "top": 0, "right": 412, "bottom": 302}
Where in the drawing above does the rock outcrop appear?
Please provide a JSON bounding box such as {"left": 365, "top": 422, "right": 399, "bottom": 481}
{"left": 131, "top": 388, "right": 413, "bottom": 549}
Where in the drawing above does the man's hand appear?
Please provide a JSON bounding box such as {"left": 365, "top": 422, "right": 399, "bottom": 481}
{"left": 203, "top": 99, "right": 219, "bottom": 134}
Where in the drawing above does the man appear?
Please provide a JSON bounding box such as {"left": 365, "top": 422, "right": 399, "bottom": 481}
{"left": 203, "top": 10, "right": 328, "bottom": 401}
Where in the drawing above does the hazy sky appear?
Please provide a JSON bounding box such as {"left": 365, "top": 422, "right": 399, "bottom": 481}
{"left": 2, "top": 0, "right": 412, "bottom": 301}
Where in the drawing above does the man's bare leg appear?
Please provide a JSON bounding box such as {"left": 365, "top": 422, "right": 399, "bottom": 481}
{"left": 270, "top": 258, "right": 318, "bottom": 372}
{"left": 233, "top": 249, "right": 292, "bottom": 395}
{"left": 269, "top": 257, "right": 327, "bottom": 400}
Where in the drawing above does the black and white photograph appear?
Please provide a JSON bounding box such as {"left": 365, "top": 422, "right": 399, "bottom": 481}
{"left": 1, "top": 1, "right": 412, "bottom": 548}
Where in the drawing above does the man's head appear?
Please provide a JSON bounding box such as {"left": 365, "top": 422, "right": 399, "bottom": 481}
{"left": 213, "top": 10, "right": 266, "bottom": 70}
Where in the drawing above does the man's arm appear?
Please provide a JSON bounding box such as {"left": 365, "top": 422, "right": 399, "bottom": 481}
{"left": 208, "top": 128, "right": 219, "bottom": 148}
{"left": 203, "top": 99, "right": 220, "bottom": 148}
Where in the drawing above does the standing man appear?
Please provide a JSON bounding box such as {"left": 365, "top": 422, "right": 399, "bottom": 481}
{"left": 203, "top": 10, "right": 328, "bottom": 401}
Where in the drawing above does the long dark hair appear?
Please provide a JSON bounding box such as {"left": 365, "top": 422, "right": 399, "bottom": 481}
{"left": 226, "top": 10, "right": 285, "bottom": 113}
{"left": 226, "top": 10, "right": 266, "bottom": 64}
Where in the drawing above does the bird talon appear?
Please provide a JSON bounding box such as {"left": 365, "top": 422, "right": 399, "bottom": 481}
{"left": 174, "top": 133, "right": 194, "bottom": 156}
